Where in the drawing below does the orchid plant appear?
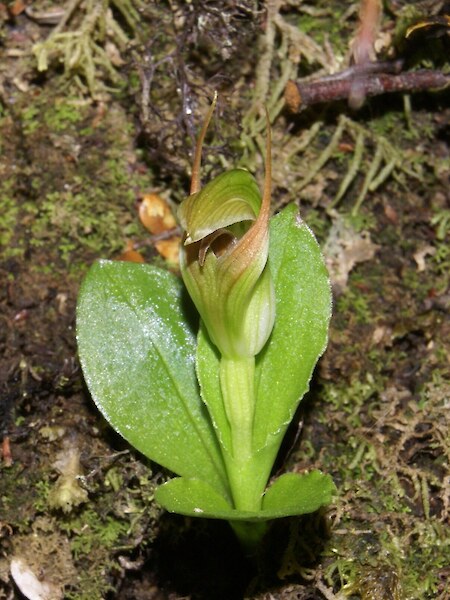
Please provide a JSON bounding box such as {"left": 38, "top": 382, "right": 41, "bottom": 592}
{"left": 76, "top": 95, "right": 334, "bottom": 550}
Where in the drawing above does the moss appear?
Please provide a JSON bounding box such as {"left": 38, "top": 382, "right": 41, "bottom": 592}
{"left": 29, "top": 187, "right": 139, "bottom": 263}
{"left": 0, "top": 87, "right": 153, "bottom": 272}
{"left": 0, "top": 183, "right": 20, "bottom": 249}
{"left": 61, "top": 509, "right": 129, "bottom": 558}
{"left": 11, "top": 517, "right": 78, "bottom": 597}
{"left": 1, "top": 464, "right": 46, "bottom": 529}
{"left": 43, "top": 98, "right": 86, "bottom": 131}
{"left": 4, "top": 432, "right": 161, "bottom": 600}
{"left": 297, "top": 370, "right": 450, "bottom": 599}
{"left": 336, "top": 286, "right": 373, "bottom": 325}
{"left": 431, "top": 208, "right": 450, "bottom": 241}
{"left": 21, "top": 105, "right": 42, "bottom": 135}
{"left": 51, "top": 460, "right": 160, "bottom": 599}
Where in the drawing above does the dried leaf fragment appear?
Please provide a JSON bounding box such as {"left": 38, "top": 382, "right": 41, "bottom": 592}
{"left": 10, "top": 558, "right": 62, "bottom": 600}
{"left": 323, "top": 214, "right": 379, "bottom": 291}
{"left": 155, "top": 237, "right": 182, "bottom": 266}
{"left": 139, "top": 193, "right": 177, "bottom": 235}
{"left": 413, "top": 244, "right": 435, "bottom": 272}
{"left": 138, "top": 193, "right": 180, "bottom": 264}
{"left": 115, "top": 240, "right": 145, "bottom": 263}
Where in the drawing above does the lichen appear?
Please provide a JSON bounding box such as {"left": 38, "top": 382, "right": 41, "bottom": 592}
{"left": 32, "top": 0, "right": 144, "bottom": 97}
{"left": 48, "top": 444, "right": 89, "bottom": 513}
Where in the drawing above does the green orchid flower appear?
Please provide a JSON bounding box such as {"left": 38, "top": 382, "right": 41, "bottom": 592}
{"left": 178, "top": 96, "right": 275, "bottom": 361}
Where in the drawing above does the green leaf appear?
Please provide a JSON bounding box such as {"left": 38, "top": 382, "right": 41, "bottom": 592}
{"left": 262, "top": 471, "right": 336, "bottom": 516}
{"left": 253, "top": 204, "right": 332, "bottom": 452}
{"left": 76, "top": 260, "right": 229, "bottom": 497}
{"left": 155, "top": 471, "right": 335, "bottom": 521}
{"left": 155, "top": 477, "right": 233, "bottom": 517}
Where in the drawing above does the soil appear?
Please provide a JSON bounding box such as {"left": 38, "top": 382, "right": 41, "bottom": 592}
{"left": 0, "top": 2, "right": 449, "bottom": 600}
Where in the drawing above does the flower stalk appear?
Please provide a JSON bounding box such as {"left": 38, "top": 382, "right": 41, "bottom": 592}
{"left": 179, "top": 94, "right": 275, "bottom": 515}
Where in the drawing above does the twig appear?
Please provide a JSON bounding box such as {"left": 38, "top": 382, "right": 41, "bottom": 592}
{"left": 285, "top": 66, "right": 450, "bottom": 113}
{"left": 134, "top": 227, "right": 182, "bottom": 249}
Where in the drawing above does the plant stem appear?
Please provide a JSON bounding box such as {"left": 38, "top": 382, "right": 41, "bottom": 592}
{"left": 220, "top": 357, "right": 254, "bottom": 458}
{"left": 229, "top": 520, "right": 268, "bottom": 557}
{"left": 219, "top": 356, "right": 268, "bottom": 513}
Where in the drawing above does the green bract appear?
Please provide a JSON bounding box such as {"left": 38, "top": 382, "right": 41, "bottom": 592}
{"left": 77, "top": 97, "right": 334, "bottom": 550}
